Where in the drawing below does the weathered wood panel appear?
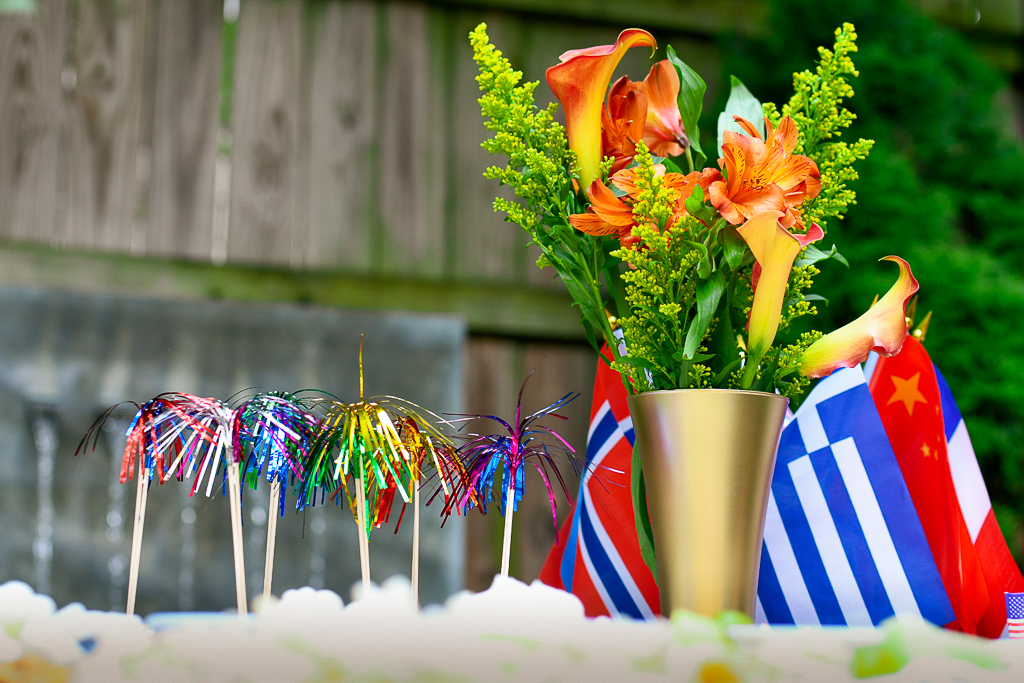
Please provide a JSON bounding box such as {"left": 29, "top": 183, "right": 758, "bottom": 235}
{"left": 447, "top": 11, "right": 530, "bottom": 284}
{"left": 516, "top": 21, "right": 620, "bottom": 290}
{"left": 58, "top": 0, "right": 149, "bottom": 252}
{"left": 227, "top": 0, "right": 303, "bottom": 265}
{"left": 515, "top": 342, "right": 594, "bottom": 582}
{"left": 375, "top": 1, "right": 447, "bottom": 277}
{"left": 422, "top": 0, "right": 768, "bottom": 36}
{"left": 463, "top": 336, "right": 518, "bottom": 590}
{"left": 462, "top": 336, "right": 595, "bottom": 589}
{"left": 145, "top": 0, "right": 223, "bottom": 260}
{"left": 0, "top": 0, "right": 66, "bottom": 245}
{"left": 300, "top": 0, "right": 378, "bottom": 271}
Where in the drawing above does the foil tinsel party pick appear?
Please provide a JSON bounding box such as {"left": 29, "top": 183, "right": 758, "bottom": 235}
{"left": 297, "top": 338, "right": 456, "bottom": 596}
{"left": 79, "top": 393, "right": 247, "bottom": 615}
{"left": 393, "top": 413, "right": 458, "bottom": 609}
{"left": 449, "top": 379, "right": 580, "bottom": 577}
{"left": 235, "top": 391, "right": 319, "bottom": 600}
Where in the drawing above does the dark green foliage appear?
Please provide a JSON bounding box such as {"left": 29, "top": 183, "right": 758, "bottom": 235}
{"left": 727, "top": 0, "right": 1024, "bottom": 561}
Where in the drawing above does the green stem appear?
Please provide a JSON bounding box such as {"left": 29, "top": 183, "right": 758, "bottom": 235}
{"left": 740, "top": 357, "right": 757, "bottom": 389}
{"left": 685, "top": 144, "right": 695, "bottom": 174}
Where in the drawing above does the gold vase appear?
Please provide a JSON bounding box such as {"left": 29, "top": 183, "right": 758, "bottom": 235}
{"left": 627, "top": 389, "right": 789, "bottom": 619}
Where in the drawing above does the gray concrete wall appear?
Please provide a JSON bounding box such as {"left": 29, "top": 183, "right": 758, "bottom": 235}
{"left": 0, "top": 285, "right": 465, "bottom": 613}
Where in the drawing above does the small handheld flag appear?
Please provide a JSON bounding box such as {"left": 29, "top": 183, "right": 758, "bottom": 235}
{"left": 538, "top": 347, "right": 659, "bottom": 619}
{"left": 756, "top": 365, "right": 954, "bottom": 627}
{"left": 1007, "top": 592, "right": 1024, "bottom": 639}
{"left": 866, "top": 336, "right": 989, "bottom": 634}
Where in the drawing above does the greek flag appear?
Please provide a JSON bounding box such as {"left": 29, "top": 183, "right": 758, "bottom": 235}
{"left": 755, "top": 366, "right": 955, "bottom": 626}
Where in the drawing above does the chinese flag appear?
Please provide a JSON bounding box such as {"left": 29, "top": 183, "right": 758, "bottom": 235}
{"left": 869, "top": 336, "right": 990, "bottom": 634}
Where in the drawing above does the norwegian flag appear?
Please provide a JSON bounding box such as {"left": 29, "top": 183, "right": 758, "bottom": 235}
{"left": 538, "top": 346, "right": 660, "bottom": 619}
{"left": 1007, "top": 592, "right": 1024, "bottom": 639}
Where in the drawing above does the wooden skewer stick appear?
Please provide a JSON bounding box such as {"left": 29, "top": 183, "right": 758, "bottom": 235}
{"left": 262, "top": 479, "right": 282, "bottom": 601}
{"left": 355, "top": 476, "right": 371, "bottom": 593}
{"left": 500, "top": 481, "right": 516, "bottom": 578}
{"left": 411, "top": 480, "right": 420, "bottom": 610}
{"left": 227, "top": 462, "right": 248, "bottom": 615}
{"left": 126, "top": 466, "right": 149, "bottom": 615}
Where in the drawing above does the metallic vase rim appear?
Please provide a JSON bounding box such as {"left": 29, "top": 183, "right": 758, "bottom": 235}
{"left": 631, "top": 388, "right": 790, "bottom": 400}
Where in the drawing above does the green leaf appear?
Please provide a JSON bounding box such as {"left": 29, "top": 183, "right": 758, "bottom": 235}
{"left": 681, "top": 240, "right": 708, "bottom": 259}
{"left": 796, "top": 243, "right": 849, "bottom": 268}
{"left": 752, "top": 351, "right": 781, "bottom": 392}
{"left": 708, "top": 282, "right": 739, "bottom": 382}
{"left": 632, "top": 447, "right": 658, "bottom": 580}
{"left": 803, "top": 293, "right": 829, "bottom": 304}
{"left": 617, "top": 354, "right": 658, "bottom": 371}
{"left": 720, "top": 227, "right": 746, "bottom": 271}
{"left": 717, "top": 76, "right": 765, "bottom": 158}
{"left": 665, "top": 45, "right": 706, "bottom": 163}
{"left": 712, "top": 358, "right": 742, "bottom": 385}
{"left": 683, "top": 185, "right": 705, "bottom": 216}
{"left": 661, "top": 157, "right": 684, "bottom": 174}
{"left": 683, "top": 271, "right": 725, "bottom": 358}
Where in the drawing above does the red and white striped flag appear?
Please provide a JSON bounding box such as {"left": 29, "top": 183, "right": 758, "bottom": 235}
{"left": 866, "top": 337, "right": 1024, "bottom": 638}
{"left": 538, "top": 346, "right": 660, "bottom": 618}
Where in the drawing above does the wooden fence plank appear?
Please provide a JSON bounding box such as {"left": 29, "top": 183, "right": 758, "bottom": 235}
{"left": 0, "top": 0, "right": 66, "bottom": 245}
{"left": 463, "top": 336, "right": 519, "bottom": 590}
{"left": 515, "top": 342, "right": 594, "bottom": 582}
{"left": 375, "top": 1, "right": 447, "bottom": 277}
{"left": 58, "top": 0, "right": 149, "bottom": 253}
{"left": 462, "top": 336, "right": 596, "bottom": 588}
{"left": 227, "top": 0, "right": 302, "bottom": 265}
{"left": 145, "top": 0, "right": 223, "bottom": 260}
{"left": 447, "top": 11, "right": 532, "bottom": 284}
{"left": 421, "top": 0, "right": 768, "bottom": 36}
{"left": 300, "top": 0, "right": 378, "bottom": 271}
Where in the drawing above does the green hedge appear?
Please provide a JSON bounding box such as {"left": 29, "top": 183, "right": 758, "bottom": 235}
{"left": 727, "top": 0, "right": 1024, "bottom": 562}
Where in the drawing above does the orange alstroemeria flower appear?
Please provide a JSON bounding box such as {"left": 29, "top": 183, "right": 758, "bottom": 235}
{"left": 602, "top": 77, "right": 649, "bottom": 175}
{"left": 608, "top": 164, "right": 665, "bottom": 195}
{"left": 569, "top": 179, "right": 638, "bottom": 247}
{"left": 799, "top": 256, "right": 919, "bottom": 378}
{"left": 666, "top": 168, "right": 722, "bottom": 224}
{"left": 599, "top": 166, "right": 720, "bottom": 233}
{"left": 546, "top": 29, "right": 657, "bottom": 190}
{"left": 709, "top": 116, "right": 821, "bottom": 228}
{"left": 635, "top": 60, "right": 688, "bottom": 158}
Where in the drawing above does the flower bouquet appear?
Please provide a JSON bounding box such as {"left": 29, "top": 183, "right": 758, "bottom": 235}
{"left": 471, "top": 22, "right": 920, "bottom": 616}
{"left": 472, "top": 22, "right": 915, "bottom": 397}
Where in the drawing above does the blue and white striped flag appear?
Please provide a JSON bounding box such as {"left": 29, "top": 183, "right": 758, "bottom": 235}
{"left": 756, "top": 365, "right": 955, "bottom": 626}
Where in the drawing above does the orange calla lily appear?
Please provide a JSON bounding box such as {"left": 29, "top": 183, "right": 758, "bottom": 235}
{"left": 751, "top": 222, "right": 823, "bottom": 291}
{"left": 546, "top": 29, "right": 657, "bottom": 190}
{"left": 736, "top": 211, "right": 801, "bottom": 371}
{"left": 636, "top": 60, "right": 688, "bottom": 157}
{"left": 799, "top": 256, "right": 919, "bottom": 378}
{"left": 709, "top": 115, "right": 821, "bottom": 227}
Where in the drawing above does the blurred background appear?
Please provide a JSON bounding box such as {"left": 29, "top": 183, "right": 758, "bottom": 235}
{"left": 0, "top": 0, "right": 1022, "bottom": 612}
